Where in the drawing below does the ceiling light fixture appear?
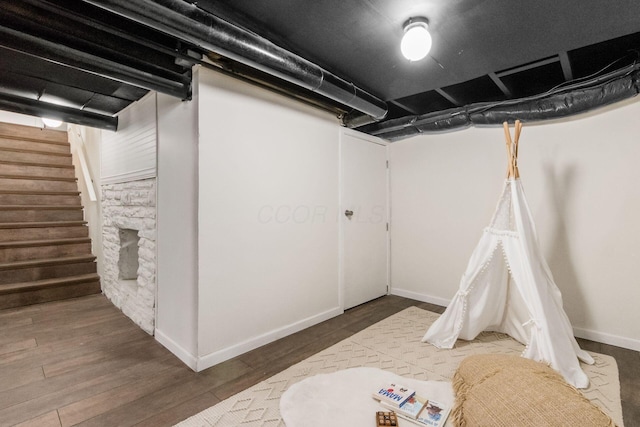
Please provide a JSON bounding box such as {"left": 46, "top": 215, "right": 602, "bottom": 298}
{"left": 42, "top": 118, "right": 63, "bottom": 128}
{"left": 401, "top": 17, "right": 432, "bottom": 62}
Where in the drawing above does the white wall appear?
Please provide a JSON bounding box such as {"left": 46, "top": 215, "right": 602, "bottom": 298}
{"left": 389, "top": 98, "right": 640, "bottom": 351}
{"left": 155, "top": 88, "right": 200, "bottom": 368}
{"left": 101, "top": 93, "right": 157, "bottom": 184}
{"left": 196, "top": 69, "right": 342, "bottom": 368}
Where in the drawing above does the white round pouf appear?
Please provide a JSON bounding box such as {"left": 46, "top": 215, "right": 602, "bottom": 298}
{"left": 279, "top": 367, "right": 454, "bottom": 427}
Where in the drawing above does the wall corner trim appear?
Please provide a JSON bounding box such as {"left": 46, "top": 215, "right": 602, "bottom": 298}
{"left": 155, "top": 328, "right": 198, "bottom": 371}
{"left": 389, "top": 287, "right": 451, "bottom": 308}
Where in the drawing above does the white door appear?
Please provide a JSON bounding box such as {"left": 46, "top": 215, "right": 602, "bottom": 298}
{"left": 341, "top": 130, "right": 389, "bottom": 309}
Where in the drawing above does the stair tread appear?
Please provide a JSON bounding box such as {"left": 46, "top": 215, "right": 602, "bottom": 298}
{"left": 0, "top": 205, "right": 84, "bottom": 210}
{"left": 0, "top": 189, "right": 80, "bottom": 195}
{"left": 0, "top": 273, "right": 100, "bottom": 294}
{"left": 0, "top": 159, "right": 74, "bottom": 169}
{"left": 0, "top": 146, "right": 71, "bottom": 157}
{"left": 0, "top": 254, "right": 96, "bottom": 270}
{"left": 0, "top": 237, "right": 91, "bottom": 248}
{"left": 0, "top": 174, "right": 77, "bottom": 182}
{"left": 0, "top": 220, "right": 86, "bottom": 229}
{"left": 0, "top": 135, "right": 69, "bottom": 146}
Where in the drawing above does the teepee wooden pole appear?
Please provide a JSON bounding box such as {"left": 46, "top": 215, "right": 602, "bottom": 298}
{"left": 503, "top": 121, "right": 523, "bottom": 179}
{"left": 503, "top": 122, "right": 513, "bottom": 178}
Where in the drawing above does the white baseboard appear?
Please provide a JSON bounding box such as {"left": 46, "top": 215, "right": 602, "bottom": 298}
{"left": 573, "top": 326, "right": 640, "bottom": 352}
{"left": 196, "top": 306, "right": 343, "bottom": 372}
{"left": 389, "top": 287, "right": 450, "bottom": 308}
{"left": 390, "top": 287, "right": 640, "bottom": 353}
{"left": 155, "top": 328, "right": 198, "bottom": 371}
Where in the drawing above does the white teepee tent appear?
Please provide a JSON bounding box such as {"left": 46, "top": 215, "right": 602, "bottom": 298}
{"left": 422, "top": 121, "right": 594, "bottom": 388}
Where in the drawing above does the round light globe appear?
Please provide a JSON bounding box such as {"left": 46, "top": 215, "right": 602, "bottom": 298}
{"left": 401, "top": 23, "right": 432, "bottom": 62}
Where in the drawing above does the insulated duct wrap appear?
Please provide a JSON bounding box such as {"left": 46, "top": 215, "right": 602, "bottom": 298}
{"left": 355, "top": 65, "right": 640, "bottom": 141}
{"left": 471, "top": 72, "right": 640, "bottom": 125}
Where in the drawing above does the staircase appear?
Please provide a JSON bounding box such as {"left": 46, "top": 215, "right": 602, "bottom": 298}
{"left": 0, "top": 122, "right": 100, "bottom": 310}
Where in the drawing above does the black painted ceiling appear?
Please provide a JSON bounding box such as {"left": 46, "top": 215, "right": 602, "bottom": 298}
{"left": 1, "top": 0, "right": 639, "bottom": 135}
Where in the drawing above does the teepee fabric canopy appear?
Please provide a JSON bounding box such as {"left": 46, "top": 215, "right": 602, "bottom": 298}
{"left": 422, "top": 121, "right": 594, "bottom": 388}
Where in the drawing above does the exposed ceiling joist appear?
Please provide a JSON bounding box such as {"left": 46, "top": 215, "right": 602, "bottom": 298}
{"left": 496, "top": 57, "right": 560, "bottom": 78}
{"left": 0, "top": 26, "right": 191, "bottom": 100}
{"left": 0, "top": 0, "right": 199, "bottom": 130}
{"left": 389, "top": 100, "right": 420, "bottom": 116}
{"left": 434, "top": 89, "right": 461, "bottom": 107}
{"left": 558, "top": 52, "right": 574, "bottom": 81}
{"left": 488, "top": 73, "right": 512, "bottom": 98}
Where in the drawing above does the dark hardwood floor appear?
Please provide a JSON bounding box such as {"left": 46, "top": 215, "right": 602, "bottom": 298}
{"left": 0, "top": 294, "right": 638, "bottom": 426}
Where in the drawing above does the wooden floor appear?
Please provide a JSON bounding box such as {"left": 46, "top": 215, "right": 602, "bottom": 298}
{"left": 0, "top": 294, "right": 638, "bottom": 426}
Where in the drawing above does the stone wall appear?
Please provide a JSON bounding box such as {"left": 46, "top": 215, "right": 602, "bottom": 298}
{"left": 101, "top": 178, "right": 156, "bottom": 334}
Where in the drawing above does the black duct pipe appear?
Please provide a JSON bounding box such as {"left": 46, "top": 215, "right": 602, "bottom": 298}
{"left": 81, "top": 0, "right": 389, "bottom": 120}
{"left": 357, "top": 64, "right": 640, "bottom": 141}
{"left": 0, "top": 93, "right": 118, "bottom": 131}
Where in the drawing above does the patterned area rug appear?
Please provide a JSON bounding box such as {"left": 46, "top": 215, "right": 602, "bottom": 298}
{"left": 175, "top": 307, "right": 623, "bottom": 426}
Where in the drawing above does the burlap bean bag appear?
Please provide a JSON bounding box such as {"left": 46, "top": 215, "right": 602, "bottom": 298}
{"left": 450, "top": 354, "right": 616, "bottom": 427}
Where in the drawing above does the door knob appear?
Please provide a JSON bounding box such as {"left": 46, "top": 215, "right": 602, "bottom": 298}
{"left": 345, "top": 210, "right": 354, "bottom": 219}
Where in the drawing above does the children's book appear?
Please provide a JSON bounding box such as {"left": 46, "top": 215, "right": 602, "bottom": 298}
{"left": 415, "top": 399, "right": 450, "bottom": 427}
{"left": 380, "top": 395, "right": 450, "bottom": 427}
{"left": 372, "top": 382, "right": 416, "bottom": 408}
{"left": 381, "top": 394, "right": 427, "bottom": 419}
